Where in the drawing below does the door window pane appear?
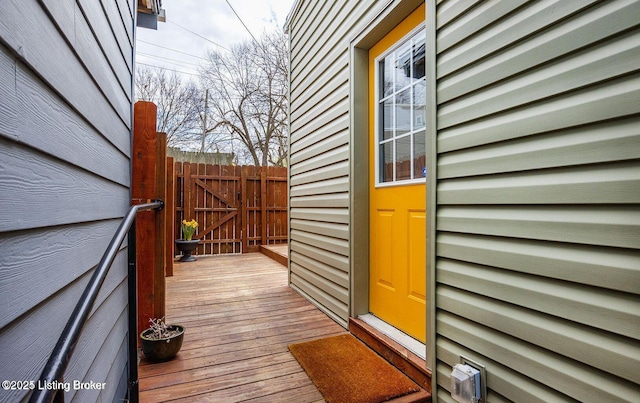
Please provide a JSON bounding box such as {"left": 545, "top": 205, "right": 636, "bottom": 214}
{"left": 412, "top": 36, "right": 425, "bottom": 80}
{"left": 413, "top": 130, "right": 426, "bottom": 179}
{"left": 413, "top": 81, "right": 426, "bottom": 130}
{"left": 395, "top": 88, "right": 411, "bottom": 136}
{"left": 396, "top": 135, "right": 412, "bottom": 181}
{"left": 376, "top": 27, "right": 426, "bottom": 185}
{"left": 381, "top": 98, "right": 394, "bottom": 140}
{"left": 394, "top": 42, "right": 412, "bottom": 91}
{"left": 380, "top": 142, "right": 393, "bottom": 183}
{"left": 381, "top": 54, "right": 394, "bottom": 98}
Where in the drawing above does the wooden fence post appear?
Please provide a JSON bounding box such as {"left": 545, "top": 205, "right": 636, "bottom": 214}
{"left": 239, "top": 166, "right": 246, "bottom": 253}
{"left": 261, "top": 168, "right": 267, "bottom": 245}
{"left": 165, "top": 157, "right": 175, "bottom": 276}
{"left": 155, "top": 132, "right": 166, "bottom": 314}
{"left": 132, "top": 101, "right": 166, "bottom": 337}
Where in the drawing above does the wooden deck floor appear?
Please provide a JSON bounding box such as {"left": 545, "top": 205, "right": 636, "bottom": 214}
{"left": 138, "top": 253, "right": 346, "bottom": 402}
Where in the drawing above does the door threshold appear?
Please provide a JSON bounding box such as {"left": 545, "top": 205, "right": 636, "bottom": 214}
{"left": 349, "top": 316, "right": 431, "bottom": 392}
{"left": 358, "top": 314, "right": 426, "bottom": 360}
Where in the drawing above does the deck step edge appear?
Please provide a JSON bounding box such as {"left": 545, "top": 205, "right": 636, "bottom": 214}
{"left": 259, "top": 245, "right": 288, "bottom": 267}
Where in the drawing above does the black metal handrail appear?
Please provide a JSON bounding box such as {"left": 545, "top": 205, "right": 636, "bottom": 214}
{"left": 29, "top": 200, "right": 164, "bottom": 403}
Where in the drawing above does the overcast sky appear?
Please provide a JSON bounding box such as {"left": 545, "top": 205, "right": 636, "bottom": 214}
{"left": 136, "top": 0, "right": 295, "bottom": 79}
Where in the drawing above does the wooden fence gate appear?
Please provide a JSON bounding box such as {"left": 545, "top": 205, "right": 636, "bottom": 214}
{"left": 166, "top": 160, "right": 288, "bottom": 259}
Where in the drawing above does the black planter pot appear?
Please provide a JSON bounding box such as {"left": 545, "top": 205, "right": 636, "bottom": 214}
{"left": 140, "top": 325, "right": 185, "bottom": 362}
{"left": 175, "top": 239, "right": 199, "bottom": 262}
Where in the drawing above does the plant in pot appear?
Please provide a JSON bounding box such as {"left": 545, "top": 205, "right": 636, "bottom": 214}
{"left": 175, "top": 219, "right": 199, "bottom": 262}
{"left": 140, "top": 317, "right": 185, "bottom": 362}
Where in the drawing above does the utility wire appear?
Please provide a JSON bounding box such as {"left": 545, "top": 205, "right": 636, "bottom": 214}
{"left": 167, "top": 20, "right": 230, "bottom": 52}
{"left": 138, "top": 52, "right": 202, "bottom": 67}
{"left": 224, "top": 0, "right": 258, "bottom": 44}
{"left": 137, "top": 39, "right": 210, "bottom": 61}
{"left": 137, "top": 56, "right": 200, "bottom": 74}
{"left": 136, "top": 62, "right": 201, "bottom": 77}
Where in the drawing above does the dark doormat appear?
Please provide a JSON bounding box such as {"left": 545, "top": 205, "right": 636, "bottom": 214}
{"left": 289, "top": 334, "right": 421, "bottom": 403}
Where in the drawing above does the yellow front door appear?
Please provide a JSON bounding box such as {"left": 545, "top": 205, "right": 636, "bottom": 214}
{"left": 369, "top": 5, "right": 426, "bottom": 342}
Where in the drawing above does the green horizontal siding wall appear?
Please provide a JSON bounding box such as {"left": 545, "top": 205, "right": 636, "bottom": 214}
{"left": 287, "top": 0, "right": 386, "bottom": 326}
{"left": 431, "top": 0, "right": 640, "bottom": 401}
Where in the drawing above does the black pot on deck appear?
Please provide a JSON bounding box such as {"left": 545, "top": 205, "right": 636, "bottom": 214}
{"left": 140, "top": 325, "right": 185, "bottom": 362}
{"left": 175, "top": 239, "right": 199, "bottom": 262}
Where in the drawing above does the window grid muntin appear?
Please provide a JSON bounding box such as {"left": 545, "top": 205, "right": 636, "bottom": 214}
{"left": 375, "top": 26, "right": 426, "bottom": 187}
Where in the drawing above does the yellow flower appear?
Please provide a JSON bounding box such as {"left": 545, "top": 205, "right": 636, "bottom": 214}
{"left": 181, "top": 219, "right": 199, "bottom": 240}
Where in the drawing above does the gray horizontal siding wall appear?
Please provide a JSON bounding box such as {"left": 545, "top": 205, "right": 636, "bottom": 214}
{"left": 0, "top": 0, "right": 134, "bottom": 401}
{"left": 288, "top": 0, "right": 386, "bottom": 326}
{"left": 432, "top": 0, "right": 640, "bottom": 401}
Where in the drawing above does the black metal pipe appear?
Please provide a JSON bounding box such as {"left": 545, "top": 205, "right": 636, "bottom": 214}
{"left": 29, "top": 201, "right": 163, "bottom": 403}
{"left": 127, "top": 219, "right": 139, "bottom": 403}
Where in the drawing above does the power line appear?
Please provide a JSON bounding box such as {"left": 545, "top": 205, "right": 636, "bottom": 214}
{"left": 167, "top": 20, "right": 231, "bottom": 52}
{"left": 136, "top": 62, "right": 202, "bottom": 77}
{"left": 138, "top": 52, "right": 202, "bottom": 68}
{"left": 137, "top": 55, "right": 200, "bottom": 74}
{"left": 137, "top": 39, "right": 209, "bottom": 61}
{"left": 224, "top": 0, "right": 258, "bottom": 44}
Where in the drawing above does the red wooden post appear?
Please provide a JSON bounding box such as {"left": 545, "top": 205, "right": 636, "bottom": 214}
{"left": 241, "top": 166, "right": 248, "bottom": 253}
{"left": 261, "top": 168, "right": 267, "bottom": 246}
{"left": 165, "top": 156, "right": 175, "bottom": 276}
{"left": 235, "top": 165, "right": 242, "bottom": 253}
{"left": 155, "top": 132, "right": 167, "bottom": 314}
{"left": 132, "top": 101, "right": 166, "bottom": 338}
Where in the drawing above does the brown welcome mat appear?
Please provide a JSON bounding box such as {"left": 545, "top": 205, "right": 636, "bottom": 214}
{"left": 289, "top": 334, "right": 420, "bottom": 403}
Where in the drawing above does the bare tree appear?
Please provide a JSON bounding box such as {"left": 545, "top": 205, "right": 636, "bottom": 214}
{"left": 258, "top": 31, "right": 289, "bottom": 167}
{"left": 135, "top": 66, "right": 201, "bottom": 147}
{"left": 200, "top": 31, "right": 288, "bottom": 166}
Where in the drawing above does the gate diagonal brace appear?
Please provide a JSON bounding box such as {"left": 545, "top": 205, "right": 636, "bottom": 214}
{"left": 195, "top": 211, "right": 237, "bottom": 239}
{"left": 194, "top": 179, "right": 236, "bottom": 207}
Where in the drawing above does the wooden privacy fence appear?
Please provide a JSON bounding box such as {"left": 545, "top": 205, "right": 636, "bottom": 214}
{"left": 166, "top": 160, "right": 288, "bottom": 257}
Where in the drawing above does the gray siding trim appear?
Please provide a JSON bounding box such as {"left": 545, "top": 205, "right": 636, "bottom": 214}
{"left": 8, "top": 51, "right": 130, "bottom": 186}
{"left": 432, "top": 0, "right": 640, "bottom": 401}
{"left": 64, "top": 277, "right": 128, "bottom": 401}
{"left": 0, "top": 252, "right": 129, "bottom": 402}
{"left": 0, "top": 0, "right": 131, "bottom": 154}
{"left": 0, "top": 0, "right": 134, "bottom": 400}
{"left": 89, "top": 316, "right": 129, "bottom": 403}
{"left": 0, "top": 220, "right": 123, "bottom": 328}
{"left": 77, "top": 0, "right": 133, "bottom": 91}
{"left": 0, "top": 137, "right": 129, "bottom": 231}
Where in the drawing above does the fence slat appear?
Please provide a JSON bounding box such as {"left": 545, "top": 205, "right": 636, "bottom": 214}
{"left": 241, "top": 166, "right": 248, "bottom": 253}
{"left": 261, "top": 168, "right": 267, "bottom": 246}
{"left": 171, "top": 162, "right": 287, "bottom": 256}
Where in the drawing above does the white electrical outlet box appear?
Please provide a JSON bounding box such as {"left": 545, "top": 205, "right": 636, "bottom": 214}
{"left": 451, "top": 363, "right": 481, "bottom": 403}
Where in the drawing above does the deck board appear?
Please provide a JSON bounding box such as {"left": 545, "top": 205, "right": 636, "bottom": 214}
{"left": 139, "top": 253, "right": 346, "bottom": 402}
